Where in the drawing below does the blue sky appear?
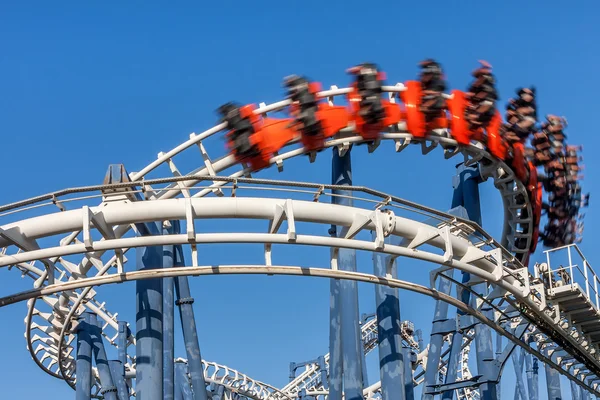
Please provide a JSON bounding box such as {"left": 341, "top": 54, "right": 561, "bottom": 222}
{"left": 1, "top": 1, "right": 599, "bottom": 399}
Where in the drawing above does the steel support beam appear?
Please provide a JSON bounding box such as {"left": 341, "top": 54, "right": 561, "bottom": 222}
{"left": 90, "top": 313, "right": 117, "bottom": 400}
{"left": 373, "top": 234, "right": 405, "bottom": 400}
{"left": 76, "top": 312, "right": 93, "bottom": 400}
{"left": 164, "top": 222, "right": 176, "bottom": 400}
{"left": 422, "top": 268, "right": 454, "bottom": 400}
{"left": 109, "top": 360, "right": 130, "bottom": 400}
{"left": 454, "top": 163, "right": 498, "bottom": 400}
{"left": 572, "top": 381, "right": 583, "bottom": 400}
{"left": 524, "top": 346, "right": 539, "bottom": 400}
{"left": 173, "top": 223, "right": 208, "bottom": 400}
{"left": 404, "top": 347, "right": 415, "bottom": 400}
{"left": 544, "top": 347, "right": 562, "bottom": 400}
{"left": 136, "top": 220, "right": 164, "bottom": 400}
{"left": 330, "top": 146, "right": 364, "bottom": 400}
{"left": 512, "top": 347, "right": 527, "bottom": 400}
{"left": 176, "top": 362, "right": 194, "bottom": 400}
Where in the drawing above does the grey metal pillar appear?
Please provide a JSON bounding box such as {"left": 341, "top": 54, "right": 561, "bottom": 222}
{"left": 173, "top": 229, "right": 208, "bottom": 400}
{"left": 524, "top": 350, "right": 539, "bottom": 400}
{"left": 89, "top": 313, "right": 117, "bottom": 400}
{"left": 372, "top": 234, "right": 405, "bottom": 400}
{"left": 403, "top": 348, "right": 415, "bottom": 400}
{"left": 109, "top": 360, "right": 130, "bottom": 400}
{"left": 76, "top": 312, "right": 93, "bottom": 400}
{"left": 136, "top": 220, "right": 164, "bottom": 400}
{"left": 164, "top": 222, "right": 176, "bottom": 400}
{"left": 330, "top": 146, "right": 364, "bottom": 400}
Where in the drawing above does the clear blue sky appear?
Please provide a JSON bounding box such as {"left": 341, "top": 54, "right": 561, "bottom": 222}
{"left": 1, "top": 1, "right": 599, "bottom": 399}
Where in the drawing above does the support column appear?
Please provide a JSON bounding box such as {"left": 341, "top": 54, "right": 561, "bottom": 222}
{"left": 511, "top": 348, "right": 527, "bottom": 400}
{"left": 543, "top": 348, "right": 562, "bottom": 400}
{"left": 173, "top": 224, "right": 208, "bottom": 400}
{"left": 524, "top": 350, "right": 539, "bottom": 400}
{"left": 403, "top": 348, "right": 415, "bottom": 400}
{"left": 109, "top": 360, "right": 130, "bottom": 400}
{"left": 455, "top": 163, "right": 497, "bottom": 400}
{"left": 118, "top": 321, "right": 130, "bottom": 395}
{"left": 330, "top": 146, "right": 364, "bottom": 400}
{"left": 422, "top": 269, "right": 454, "bottom": 400}
{"left": 76, "top": 312, "right": 93, "bottom": 400}
{"left": 89, "top": 313, "right": 117, "bottom": 400}
{"left": 164, "top": 222, "right": 176, "bottom": 400}
{"left": 373, "top": 234, "right": 405, "bottom": 400}
{"left": 136, "top": 220, "right": 164, "bottom": 400}
{"left": 176, "top": 362, "right": 194, "bottom": 400}
{"left": 118, "top": 321, "right": 129, "bottom": 367}
{"left": 571, "top": 381, "right": 582, "bottom": 400}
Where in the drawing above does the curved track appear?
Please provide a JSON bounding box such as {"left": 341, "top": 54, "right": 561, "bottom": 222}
{"left": 0, "top": 84, "right": 592, "bottom": 398}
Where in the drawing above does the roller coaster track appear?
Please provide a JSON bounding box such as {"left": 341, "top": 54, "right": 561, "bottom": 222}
{"left": 0, "top": 84, "right": 593, "bottom": 398}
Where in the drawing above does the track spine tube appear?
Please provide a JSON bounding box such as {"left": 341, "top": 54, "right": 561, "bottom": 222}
{"left": 108, "top": 360, "right": 130, "bottom": 400}
{"left": 136, "top": 220, "right": 164, "bottom": 400}
{"left": 76, "top": 311, "right": 93, "bottom": 400}
{"left": 173, "top": 225, "right": 209, "bottom": 400}
{"left": 89, "top": 313, "right": 117, "bottom": 400}
{"left": 372, "top": 234, "right": 406, "bottom": 400}
{"left": 164, "top": 222, "right": 176, "bottom": 400}
{"left": 330, "top": 145, "right": 364, "bottom": 400}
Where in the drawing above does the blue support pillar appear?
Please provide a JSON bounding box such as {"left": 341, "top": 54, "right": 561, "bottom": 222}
{"left": 422, "top": 268, "right": 454, "bottom": 400}
{"left": 571, "top": 381, "right": 582, "bottom": 400}
{"left": 403, "top": 348, "right": 415, "bottom": 400}
{"left": 373, "top": 234, "right": 405, "bottom": 400}
{"left": 118, "top": 321, "right": 129, "bottom": 367}
{"left": 109, "top": 360, "right": 130, "bottom": 400}
{"left": 543, "top": 349, "right": 562, "bottom": 400}
{"left": 76, "top": 312, "right": 93, "bottom": 400}
{"left": 330, "top": 146, "right": 364, "bottom": 400}
{"left": 89, "top": 313, "right": 117, "bottom": 400}
{"left": 176, "top": 363, "right": 194, "bottom": 400}
{"left": 454, "top": 163, "right": 498, "bottom": 400}
{"left": 117, "top": 321, "right": 130, "bottom": 397}
{"left": 173, "top": 225, "right": 208, "bottom": 400}
{"left": 164, "top": 222, "right": 176, "bottom": 400}
{"left": 581, "top": 387, "right": 590, "bottom": 400}
{"left": 511, "top": 348, "right": 527, "bottom": 400}
{"left": 136, "top": 220, "right": 164, "bottom": 400}
{"left": 524, "top": 350, "right": 539, "bottom": 400}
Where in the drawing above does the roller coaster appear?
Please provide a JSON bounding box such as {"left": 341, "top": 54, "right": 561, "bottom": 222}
{"left": 0, "top": 59, "right": 594, "bottom": 400}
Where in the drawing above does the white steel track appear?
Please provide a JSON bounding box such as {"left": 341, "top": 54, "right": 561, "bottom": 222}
{"left": 0, "top": 84, "right": 577, "bottom": 398}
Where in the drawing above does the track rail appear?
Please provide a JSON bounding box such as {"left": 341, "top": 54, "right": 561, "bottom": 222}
{"left": 0, "top": 83, "right": 571, "bottom": 397}
{"left": 1, "top": 191, "right": 599, "bottom": 395}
